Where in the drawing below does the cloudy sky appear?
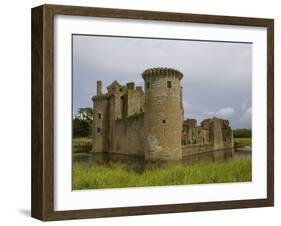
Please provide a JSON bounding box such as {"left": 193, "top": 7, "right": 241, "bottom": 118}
{"left": 73, "top": 35, "right": 252, "bottom": 129}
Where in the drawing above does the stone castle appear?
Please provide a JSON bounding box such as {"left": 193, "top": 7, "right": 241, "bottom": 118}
{"left": 92, "top": 68, "right": 234, "bottom": 161}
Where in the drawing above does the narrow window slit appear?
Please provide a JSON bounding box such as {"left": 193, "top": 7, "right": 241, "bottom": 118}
{"left": 146, "top": 82, "right": 150, "bottom": 89}
{"left": 167, "top": 81, "right": 172, "bottom": 88}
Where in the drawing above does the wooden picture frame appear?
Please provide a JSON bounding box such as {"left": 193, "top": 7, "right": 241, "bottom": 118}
{"left": 31, "top": 4, "right": 274, "bottom": 221}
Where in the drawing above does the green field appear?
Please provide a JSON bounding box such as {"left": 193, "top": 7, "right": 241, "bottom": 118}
{"left": 234, "top": 138, "right": 252, "bottom": 146}
{"left": 73, "top": 137, "right": 92, "bottom": 153}
{"left": 73, "top": 160, "right": 252, "bottom": 190}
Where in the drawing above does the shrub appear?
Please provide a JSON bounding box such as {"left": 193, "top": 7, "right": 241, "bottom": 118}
{"left": 233, "top": 129, "right": 251, "bottom": 138}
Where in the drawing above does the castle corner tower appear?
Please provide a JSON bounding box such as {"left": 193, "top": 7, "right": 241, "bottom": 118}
{"left": 142, "top": 68, "right": 184, "bottom": 161}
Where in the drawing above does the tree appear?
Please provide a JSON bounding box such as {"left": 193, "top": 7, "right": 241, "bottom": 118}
{"left": 76, "top": 107, "right": 93, "bottom": 122}
{"left": 233, "top": 129, "right": 251, "bottom": 138}
{"left": 73, "top": 107, "right": 93, "bottom": 137}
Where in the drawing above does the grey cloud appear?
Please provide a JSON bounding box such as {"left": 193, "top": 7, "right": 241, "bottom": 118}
{"left": 73, "top": 35, "right": 252, "bottom": 129}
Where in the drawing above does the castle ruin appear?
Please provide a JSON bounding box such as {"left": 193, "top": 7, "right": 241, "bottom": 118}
{"left": 92, "top": 67, "right": 234, "bottom": 161}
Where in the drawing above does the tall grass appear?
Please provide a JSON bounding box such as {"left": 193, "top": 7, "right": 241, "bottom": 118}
{"left": 73, "top": 160, "right": 251, "bottom": 190}
{"left": 73, "top": 137, "right": 92, "bottom": 153}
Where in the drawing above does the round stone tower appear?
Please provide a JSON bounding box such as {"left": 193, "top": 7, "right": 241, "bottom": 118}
{"left": 142, "top": 67, "right": 184, "bottom": 161}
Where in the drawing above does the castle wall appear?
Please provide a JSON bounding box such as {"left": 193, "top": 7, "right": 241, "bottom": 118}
{"left": 114, "top": 113, "right": 145, "bottom": 157}
{"left": 182, "top": 119, "right": 210, "bottom": 146}
{"left": 182, "top": 144, "right": 213, "bottom": 156}
{"left": 210, "top": 119, "right": 224, "bottom": 150}
{"left": 126, "top": 89, "right": 144, "bottom": 116}
{"left": 92, "top": 97, "right": 109, "bottom": 153}
{"left": 198, "top": 129, "right": 210, "bottom": 144}
{"left": 108, "top": 95, "right": 117, "bottom": 152}
{"left": 182, "top": 117, "right": 234, "bottom": 156}
{"left": 223, "top": 142, "right": 234, "bottom": 149}
{"left": 182, "top": 142, "right": 233, "bottom": 157}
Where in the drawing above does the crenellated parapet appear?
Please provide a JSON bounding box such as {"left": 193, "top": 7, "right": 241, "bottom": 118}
{"left": 142, "top": 67, "right": 183, "bottom": 80}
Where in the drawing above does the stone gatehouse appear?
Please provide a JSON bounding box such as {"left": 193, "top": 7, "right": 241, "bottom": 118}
{"left": 92, "top": 67, "right": 234, "bottom": 161}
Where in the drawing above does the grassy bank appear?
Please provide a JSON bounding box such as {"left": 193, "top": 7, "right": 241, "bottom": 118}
{"left": 73, "top": 137, "right": 92, "bottom": 153}
{"left": 73, "top": 160, "right": 251, "bottom": 190}
{"left": 234, "top": 138, "right": 251, "bottom": 146}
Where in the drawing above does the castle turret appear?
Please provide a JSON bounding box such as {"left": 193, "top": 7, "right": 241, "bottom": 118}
{"left": 142, "top": 68, "right": 183, "bottom": 161}
{"left": 91, "top": 81, "right": 109, "bottom": 153}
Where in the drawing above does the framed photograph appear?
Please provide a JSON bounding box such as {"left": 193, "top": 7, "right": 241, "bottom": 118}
{"left": 31, "top": 4, "right": 274, "bottom": 221}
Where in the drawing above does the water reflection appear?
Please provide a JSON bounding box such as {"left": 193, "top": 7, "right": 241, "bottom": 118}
{"left": 73, "top": 147, "right": 251, "bottom": 173}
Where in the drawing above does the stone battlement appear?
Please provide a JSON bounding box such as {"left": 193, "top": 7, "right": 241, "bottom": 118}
{"left": 142, "top": 67, "right": 183, "bottom": 80}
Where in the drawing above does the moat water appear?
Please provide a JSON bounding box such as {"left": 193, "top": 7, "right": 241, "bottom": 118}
{"left": 73, "top": 146, "right": 251, "bottom": 173}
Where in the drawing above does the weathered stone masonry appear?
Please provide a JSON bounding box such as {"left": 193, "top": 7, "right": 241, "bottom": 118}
{"left": 92, "top": 67, "right": 234, "bottom": 161}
